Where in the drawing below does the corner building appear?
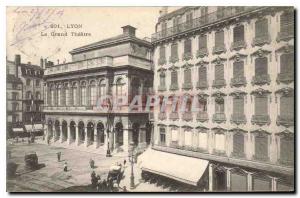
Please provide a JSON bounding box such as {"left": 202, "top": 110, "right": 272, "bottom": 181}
{"left": 150, "top": 6, "right": 294, "bottom": 191}
{"left": 43, "top": 26, "right": 153, "bottom": 153}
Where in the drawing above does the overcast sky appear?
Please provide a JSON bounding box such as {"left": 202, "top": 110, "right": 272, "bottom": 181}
{"left": 6, "top": 7, "right": 180, "bottom": 65}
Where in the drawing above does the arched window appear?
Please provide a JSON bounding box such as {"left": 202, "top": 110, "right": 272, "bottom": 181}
{"left": 57, "top": 84, "right": 62, "bottom": 106}
{"left": 99, "top": 79, "right": 106, "bottom": 97}
{"left": 90, "top": 80, "right": 97, "bottom": 106}
{"left": 80, "top": 81, "right": 87, "bottom": 106}
{"left": 116, "top": 78, "right": 124, "bottom": 96}
{"left": 159, "top": 72, "right": 166, "bottom": 89}
{"left": 72, "top": 82, "right": 78, "bottom": 106}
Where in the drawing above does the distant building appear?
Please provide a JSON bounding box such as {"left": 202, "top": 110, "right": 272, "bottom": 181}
{"left": 147, "top": 6, "right": 294, "bottom": 191}
{"left": 43, "top": 26, "right": 153, "bottom": 153}
{"left": 6, "top": 55, "right": 44, "bottom": 137}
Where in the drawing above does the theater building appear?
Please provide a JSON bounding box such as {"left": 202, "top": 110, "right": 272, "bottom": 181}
{"left": 145, "top": 6, "right": 294, "bottom": 191}
{"left": 43, "top": 26, "right": 153, "bottom": 153}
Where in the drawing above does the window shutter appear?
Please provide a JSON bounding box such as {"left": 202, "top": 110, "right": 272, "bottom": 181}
{"left": 184, "top": 69, "right": 191, "bottom": 84}
{"left": 233, "top": 97, "right": 244, "bottom": 116}
{"left": 184, "top": 39, "right": 192, "bottom": 53}
{"left": 280, "top": 136, "right": 293, "bottom": 164}
{"left": 255, "top": 57, "right": 268, "bottom": 76}
{"left": 255, "top": 96, "right": 268, "bottom": 115}
{"left": 233, "top": 25, "right": 244, "bottom": 42}
{"left": 280, "top": 96, "right": 293, "bottom": 117}
{"left": 233, "top": 133, "right": 244, "bottom": 156}
{"left": 215, "top": 30, "right": 224, "bottom": 47}
{"left": 233, "top": 61, "right": 244, "bottom": 78}
{"left": 199, "top": 67, "right": 207, "bottom": 81}
{"left": 171, "top": 71, "right": 178, "bottom": 85}
{"left": 198, "top": 34, "right": 207, "bottom": 49}
{"left": 255, "top": 18, "right": 268, "bottom": 37}
{"left": 215, "top": 64, "right": 224, "bottom": 80}
{"left": 171, "top": 43, "right": 178, "bottom": 58}
{"left": 280, "top": 12, "right": 294, "bottom": 33}
{"left": 280, "top": 53, "right": 294, "bottom": 74}
{"left": 255, "top": 135, "right": 268, "bottom": 160}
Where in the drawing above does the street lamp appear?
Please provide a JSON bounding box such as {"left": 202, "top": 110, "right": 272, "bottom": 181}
{"left": 129, "top": 141, "right": 135, "bottom": 189}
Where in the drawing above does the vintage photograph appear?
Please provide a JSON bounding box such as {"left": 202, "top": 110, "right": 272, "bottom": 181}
{"left": 6, "top": 6, "right": 294, "bottom": 192}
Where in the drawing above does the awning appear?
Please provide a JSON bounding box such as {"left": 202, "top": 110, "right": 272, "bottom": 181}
{"left": 34, "top": 124, "right": 43, "bottom": 130}
{"left": 25, "top": 125, "right": 32, "bottom": 132}
{"left": 137, "top": 149, "right": 209, "bottom": 186}
{"left": 12, "top": 128, "right": 24, "bottom": 132}
{"left": 25, "top": 124, "right": 43, "bottom": 132}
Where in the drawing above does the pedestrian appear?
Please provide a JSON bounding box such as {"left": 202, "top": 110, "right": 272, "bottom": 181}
{"left": 63, "top": 162, "right": 68, "bottom": 172}
{"left": 57, "top": 152, "right": 61, "bottom": 162}
{"left": 123, "top": 159, "right": 126, "bottom": 167}
{"left": 89, "top": 158, "right": 95, "bottom": 169}
{"left": 91, "top": 171, "right": 98, "bottom": 190}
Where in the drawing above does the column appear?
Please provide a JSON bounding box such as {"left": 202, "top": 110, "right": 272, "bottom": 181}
{"left": 59, "top": 125, "right": 63, "bottom": 143}
{"left": 247, "top": 173, "right": 253, "bottom": 191}
{"left": 209, "top": 163, "right": 213, "bottom": 191}
{"left": 44, "top": 124, "right": 48, "bottom": 144}
{"left": 139, "top": 127, "right": 146, "bottom": 148}
{"left": 84, "top": 127, "right": 88, "bottom": 147}
{"left": 94, "top": 132, "right": 98, "bottom": 149}
{"left": 226, "top": 168, "right": 231, "bottom": 191}
{"left": 271, "top": 177, "right": 277, "bottom": 191}
{"left": 123, "top": 128, "right": 129, "bottom": 152}
{"left": 75, "top": 125, "right": 80, "bottom": 146}
{"left": 67, "top": 125, "right": 71, "bottom": 145}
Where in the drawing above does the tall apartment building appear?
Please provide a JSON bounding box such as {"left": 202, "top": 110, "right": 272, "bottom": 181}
{"left": 145, "top": 6, "right": 294, "bottom": 191}
{"left": 6, "top": 55, "right": 44, "bottom": 137}
{"left": 43, "top": 26, "right": 153, "bottom": 153}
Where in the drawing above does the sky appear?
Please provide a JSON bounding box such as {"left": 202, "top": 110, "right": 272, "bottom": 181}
{"left": 6, "top": 6, "right": 179, "bottom": 65}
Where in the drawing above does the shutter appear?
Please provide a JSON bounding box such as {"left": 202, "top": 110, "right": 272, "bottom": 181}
{"left": 233, "top": 61, "right": 244, "bottom": 78}
{"left": 215, "top": 30, "right": 224, "bottom": 47}
{"left": 255, "top": 135, "right": 268, "bottom": 160}
{"left": 184, "top": 39, "right": 192, "bottom": 53}
{"left": 171, "top": 71, "right": 178, "bottom": 85}
{"left": 233, "top": 97, "right": 244, "bottom": 116}
{"left": 280, "top": 96, "right": 293, "bottom": 117}
{"left": 233, "top": 25, "right": 244, "bottom": 42}
{"left": 280, "top": 12, "right": 294, "bottom": 33}
{"left": 199, "top": 67, "right": 207, "bottom": 81}
{"left": 233, "top": 133, "right": 244, "bottom": 156}
{"left": 255, "top": 96, "right": 268, "bottom": 115}
{"left": 198, "top": 34, "right": 207, "bottom": 49}
{"left": 255, "top": 57, "right": 268, "bottom": 75}
{"left": 171, "top": 43, "right": 178, "bottom": 58}
{"left": 280, "top": 137, "right": 293, "bottom": 163}
{"left": 281, "top": 53, "right": 294, "bottom": 73}
{"left": 255, "top": 18, "right": 268, "bottom": 37}
{"left": 215, "top": 64, "right": 224, "bottom": 80}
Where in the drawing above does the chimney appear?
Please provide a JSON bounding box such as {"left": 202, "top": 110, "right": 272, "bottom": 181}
{"left": 121, "top": 25, "right": 136, "bottom": 36}
{"left": 40, "top": 57, "right": 44, "bottom": 69}
{"left": 14, "top": 54, "right": 21, "bottom": 77}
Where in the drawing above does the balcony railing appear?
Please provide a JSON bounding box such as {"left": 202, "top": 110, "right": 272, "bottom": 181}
{"left": 212, "top": 44, "right": 227, "bottom": 54}
{"left": 182, "top": 112, "right": 193, "bottom": 121}
{"left": 231, "top": 76, "right": 247, "bottom": 87}
{"left": 251, "top": 114, "right": 270, "bottom": 125}
{"left": 196, "top": 111, "right": 209, "bottom": 122}
{"left": 182, "top": 52, "right": 193, "bottom": 61}
{"left": 277, "top": 26, "right": 294, "bottom": 41}
{"left": 45, "top": 56, "right": 113, "bottom": 75}
{"left": 276, "top": 72, "right": 294, "bottom": 84}
{"left": 169, "top": 83, "right": 179, "bottom": 91}
{"left": 169, "top": 55, "right": 179, "bottom": 64}
{"left": 230, "top": 114, "right": 247, "bottom": 124}
{"left": 158, "top": 112, "right": 167, "bottom": 120}
{"left": 169, "top": 112, "right": 179, "bottom": 121}
{"left": 152, "top": 7, "right": 260, "bottom": 42}
{"left": 196, "top": 48, "right": 209, "bottom": 58}
{"left": 277, "top": 115, "right": 294, "bottom": 127}
{"left": 212, "top": 79, "right": 226, "bottom": 88}
{"left": 212, "top": 113, "right": 226, "bottom": 123}
{"left": 252, "top": 34, "right": 271, "bottom": 46}
{"left": 196, "top": 80, "right": 208, "bottom": 89}
{"left": 182, "top": 82, "right": 193, "bottom": 90}
{"left": 231, "top": 40, "right": 247, "bottom": 51}
{"left": 251, "top": 74, "right": 271, "bottom": 85}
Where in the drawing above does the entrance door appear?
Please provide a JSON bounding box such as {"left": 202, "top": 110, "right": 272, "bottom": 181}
{"left": 214, "top": 169, "right": 227, "bottom": 191}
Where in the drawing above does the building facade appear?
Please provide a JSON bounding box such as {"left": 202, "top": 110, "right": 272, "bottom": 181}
{"left": 150, "top": 6, "right": 294, "bottom": 191}
{"left": 6, "top": 55, "right": 44, "bottom": 137}
{"left": 43, "top": 26, "right": 153, "bottom": 153}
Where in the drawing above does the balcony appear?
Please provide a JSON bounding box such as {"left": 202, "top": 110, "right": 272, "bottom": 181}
{"left": 252, "top": 34, "right": 271, "bottom": 46}
{"left": 157, "top": 85, "right": 166, "bottom": 92}
{"left": 196, "top": 80, "right": 208, "bottom": 89}
{"left": 158, "top": 57, "right": 167, "bottom": 65}
{"left": 158, "top": 112, "right": 167, "bottom": 120}
{"left": 182, "top": 52, "right": 193, "bottom": 61}
{"left": 251, "top": 74, "right": 271, "bottom": 85}
{"left": 277, "top": 115, "right": 294, "bottom": 127}
{"left": 276, "top": 72, "right": 294, "bottom": 84}
{"left": 169, "top": 112, "right": 179, "bottom": 121}
{"left": 212, "top": 79, "right": 226, "bottom": 88}
{"left": 151, "top": 7, "right": 260, "bottom": 42}
{"left": 212, "top": 44, "right": 227, "bottom": 54}
{"left": 231, "top": 76, "right": 247, "bottom": 87}
{"left": 196, "top": 48, "right": 208, "bottom": 58}
{"left": 182, "top": 112, "right": 193, "bottom": 121}
{"left": 182, "top": 82, "right": 193, "bottom": 90}
{"left": 169, "top": 83, "right": 179, "bottom": 91}
{"left": 230, "top": 114, "right": 247, "bottom": 125}
{"left": 251, "top": 115, "right": 270, "bottom": 125}
{"left": 212, "top": 113, "right": 226, "bottom": 123}
{"left": 230, "top": 40, "right": 247, "bottom": 51}
{"left": 196, "top": 111, "right": 209, "bottom": 122}
{"left": 277, "top": 27, "right": 294, "bottom": 42}
{"left": 169, "top": 55, "right": 179, "bottom": 64}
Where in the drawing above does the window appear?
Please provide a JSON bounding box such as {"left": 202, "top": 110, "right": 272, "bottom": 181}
{"left": 217, "top": 7, "right": 224, "bottom": 19}
{"left": 254, "top": 133, "right": 269, "bottom": 160}
{"left": 215, "top": 98, "right": 225, "bottom": 113}
{"left": 280, "top": 53, "right": 294, "bottom": 74}
{"left": 12, "top": 92, "right": 18, "bottom": 100}
{"left": 215, "top": 30, "right": 224, "bottom": 47}
{"left": 26, "top": 91, "right": 32, "bottom": 99}
{"left": 159, "top": 72, "right": 166, "bottom": 89}
{"left": 215, "top": 133, "right": 225, "bottom": 152}
{"left": 255, "top": 18, "right": 268, "bottom": 38}
{"left": 72, "top": 83, "right": 78, "bottom": 106}
{"left": 170, "top": 43, "right": 178, "bottom": 59}
{"left": 280, "top": 135, "right": 294, "bottom": 165}
{"left": 255, "top": 96, "right": 268, "bottom": 115}
{"left": 184, "top": 129, "right": 193, "bottom": 147}
{"left": 36, "top": 79, "right": 40, "bottom": 87}
{"left": 170, "top": 70, "right": 178, "bottom": 88}
{"left": 184, "top": 69, "right": 192, "bottom": 84}
{"left": 198, "top": 66, "right": 207, "bottom": 82}
{"left": 233, "top": 97, "right": 244, "bottom": 116}
{"left": 26, "top": 79, "right": 31, "bottom": 86}
{"left": 159, "top": 128, "right": 166, "bottom": 144}
{"left": 199, "top": 98, "right": 207, "bottom": 112}
{"left": 232, "top": 132, "right": 244, "bottom": 157}
{"left": 200, "top": 7, "right": 208, "bottom": 23}
{"left": 280, "top": 12, "right": 294, "bottom": 34}
{"left": 90, "top": 81, "right": 97, "bottom": 106}
{"left": 81, "top": 82, "right": 87, "bottom": 106}
{"left": 50, "top": 88, "right": 55, "bottom": 106}
{"left": 280, "top": 95, "right": 294, "bottom": 118}
{"left": 231, "top": 171, "right": 247, "bottom": 191}
{"left": 65, "top": 86, "right": 69, "bottom": 106}
{"left": 233, "top": 25, "right": 244, "bottom": 42}
{"left": 215, "top": 64, "right": 224, "bottom": 80}
{"left": 198, "top": 34, "right": 207, "bottom": 50}
{"left": 57, "top": 86, "right": 61, "bottom": 106}
{"left": 186, "top": 12, "right": 193, "bottom": 28}
{"left": 159, "top": 45, "right": 166, "bottom": 64}
{"left": 184, "top": 39, "right": 192, "bottom": 54}
{"left": 35, "top": 91, "right": 41, "bottom": 100}
{"left": 255, "top": 57, "right": 268, "bottom": 76}
{"left": 198, "top": 132, "right": 207, "bottom": 150}
{"left": 12, "top": 103, "right": 18, "bottom": 111}
{"left": 161, "top": 22, "right": 167, "bottom": 37}
{"left": 99, "top": 80, "right": 106, "bottom": 97}
{"left": 116, "top": 78, "right": 124, "bottom": 96}
{"left": 252, "top": 176, "right": 271, "bottom": 191}
{"left": 171, "top": 128, "right": 178, "bottom": 142}
{"left": 233, "top": 61, "right": 244, "bottom": 79}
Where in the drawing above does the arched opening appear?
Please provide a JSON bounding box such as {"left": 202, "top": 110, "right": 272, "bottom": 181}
{"left": 145, "top": 122, "right": 152, "bottom": 145}
{"left": 70, "top": 121, "right": 76, "bottom": 143}
{"left": 54, "top": 120, "right": 60, "bottom": 141}
{"left": 96, "top": 122, "right": 105, "bottom": 147}
{"left": 115, "top": 122, "right": 123, "bottom": 147}
{"left": 132, "top": 123, "right": 140, "bottom": 146}
{"left": 87, "top": 122, "right": 94, "bottom": 146}
{"left": 48, "top": 120, "right": 53, "bottom": 139}
{"left": 78, "top": 121, "right": 85, "bottom": 144}
{"left": 62, "top": 120, "right": 68, "bottom": 142}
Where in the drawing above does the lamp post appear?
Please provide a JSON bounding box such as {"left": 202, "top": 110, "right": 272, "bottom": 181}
{"left": 129, "top": 141, "right": 135, "bottom": 189}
